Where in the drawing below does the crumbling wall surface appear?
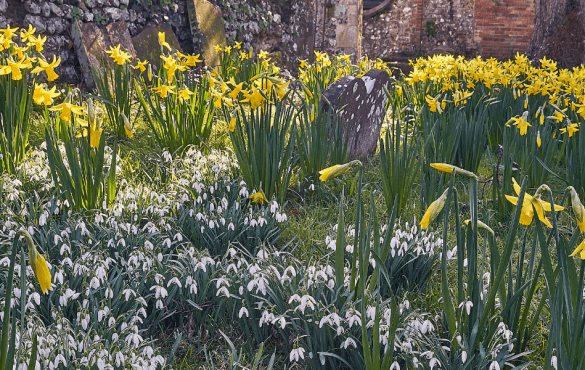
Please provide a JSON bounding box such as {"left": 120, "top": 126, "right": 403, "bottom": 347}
{"left": 362, "top": 0, "right": 420, "bottom": 58}
{"left": 474, "top": 0, "right": 535, "bottom": 60}
{"left": 313, "top": 0, "right": 362, "bottom": 60}
{"left": 363, "top": 0, "right": 475, "bottom": 58}
{"left": 419, "top": 0, "right": 475, "bottom": 53}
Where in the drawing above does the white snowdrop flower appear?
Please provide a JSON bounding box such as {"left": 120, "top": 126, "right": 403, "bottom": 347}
{"left": 217, "top": 286, "right": 230, "bottom": 298}
{"left": 309, "top": 183, "right": 315, "bottom": 191}
{"left": 258, "top": 217, "right": 267, "bottom": 227}
{"left": 209, "top": 203, "right": 215, "bottom": 212}
{"left": 239, "top": 286, "right": 244, "bottom": 295}
{"left": 345, "top": 244, "right": 354, "bottom": 253}
{"left": 341, "top": 337, "right": 357, "bottom": 349}
{"left": 90, "top": 277, "right": 101, "bottom": 289}
{"left": 489, "top": 361, "right": 501, "bottom": 370}
{"left": 429, "top": 357, "right": 439, "bottom": 370}
{"left": 390, "top": 361, "right": 400, "bottom": 370}
{"left": 156, "top": 299, "right": 164, "bottom": 309}
{"left": 115, "top": 352, "right": 125, "bottom": 367}
{"left": 551, "top": 355, "right": 558, "bottom": 370}
{"left": 249, "top": 219, "right": 258, "bottom": 227}
{"left": 461, "top": 351, "right": 468, "bottom": 364}
{"left": 273, "top": 316, "right": 287, "bottom": 329}
{"left": 174, "top": 233, "right": 183, "bottom": 242}
{"left": 421, "top": 320, "right": 434, "bottom": 334}
{"left": 215, "top": 277, "right": 230, "bottom": 289}
{"left": 168, "top": 277, "right": 182, "bottom": 288}
{"left": 459, "top": 300, "right": 473, "bottom": 315}
{"left": 270, "top": 201, "right": 279, "bottom": 213}
{"left": 158, "top": 253, "right": 163, "bottom": 262}
{"left": 238, "top": 306, "right": 249, "bottom": 318}
{"left": 108, "top": 317, "right": 116, "bottom": 327}
{"left": 276, "top": 212, "right": 287, "bottom": 222}
{"left": 289, "top": 347, "right": 305, "bottom": 363}
{"left": 98, "top": 306, "right": 110, "bottom": 322}
{"left": 29, "top": 292, "right": 40, "bottom": 306}
{"left": 228, "top": 222, "right": 235, "bottom": 231}
{"left": 123, "top": 289, "right": 136, "bottom": 301}
{"left": 150, "top": 285, "right": 168, "bottom": 299}
{"left": 125, "top": 332, "right": 143, "bottom": 346}
{"left": 39, "top": 212, "right": 48, "bottom": 226}
{"left": 54, "top": 354, "right": 67, "bottom": 368}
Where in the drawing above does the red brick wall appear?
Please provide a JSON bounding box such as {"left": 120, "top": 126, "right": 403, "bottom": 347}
{"left": 474, "top": 0, "right": 535, "bottom": 60}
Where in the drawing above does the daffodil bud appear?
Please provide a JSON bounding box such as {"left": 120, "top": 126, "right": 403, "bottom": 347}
{"left": 568, "top": 186, "right": 585, "bottom": 224}
{"left": 420, "top": 188, "right": 449, "bottom": 229}
{"left": 319, "top": 160, "right": 362, "bottom": 182}
{"left": 430, "top": 163, "right": 479, "bottom": 180}
{"left": 534, "top": 184, "right": 552, "bottom": 199}
{"left": 17, "top": 229, "right": 52, "bottom": 294}
{"left": 88, "top": 99, "right": 96, "bottom": 124}
{"left": 464, "top": 219, "right": 495, "bottom": 235}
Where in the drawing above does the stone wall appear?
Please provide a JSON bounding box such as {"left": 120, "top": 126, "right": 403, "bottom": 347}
{"left": 363, "top": 0, "right": 534, "bottom": 60}
{"left": 1, "top": 0, "right": 195, "bottom": 85}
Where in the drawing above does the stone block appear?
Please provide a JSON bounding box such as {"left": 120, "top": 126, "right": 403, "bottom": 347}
{"left": 131, "top": 24, "right": 182, "bottom": 69}
{"left": 187, "top": 0, "right": 226, "bottom": 69}
{"left": 321, "top": 69, "right": 391, "bottom": 159}
{"left": 71, "top": 20, "right": 136, "bottom": 88}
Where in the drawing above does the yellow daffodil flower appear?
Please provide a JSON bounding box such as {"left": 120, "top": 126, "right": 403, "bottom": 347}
{"left": 153, "top": 84, "right": 175, "bottom": 98}
{"left": 420, "top": 188, "right": 449, "bottom": 229}
{"left": 537, "top": 131, "right": 541, "bottom": 147}
{"left": 241, "top": 87, "right": 265, "bottom": 110}
{"left": 234, "top": 41, "right": 241, "bottom": 49}
{"left": 105, "top": 45, "right": 132, "bottom": 65}
{"left": 49, "top": 100, "right": 86, "bottom": 122}
{"left": 20, "top": 25, "right": 36, "bottom": 43}
{"left": 31, "top": 55, "right": 60, "bottom": 81}
{"left": 425, "top": 95, "right": 441, "bottom": 113}
{"left": 505, "top": 178, "right": 564, "bottom": 228}
{"left": 158, "top": 32, "right": 171, "bottom": 51}
{"left": 570, "top": 240, "right": 585, "bottom": 259}
{"left": 181, "top": 53, "right": 202, "bottom": 67}
{"left": 1, "top": 25, "right": 18, "bottom": 39}
{"left": 560, "top": 122, "right": 580, "bottom": 137}
{"left": 27, "top": 34, "right": 47, "bottom": 52}
{"left": 134, "top": 59, "right": 149, "bottom": 73}
{"left": 0, "top": 57, "right": 32, "bottom": 81}
{"left": 214, "top": 44, "right": 223, "bottom": 54}
{"left": 506, "top": 112, "right": 531, "bottom": 136}
{"left": 228, "top": 116, "right": 236, "bottom": 132}
{"left": 33, "top": 84, "right": 60, "bottom": 105}
{"left": 161, "top": 55, "right": 186, "bottom": 82}
{"left": 177, "top": 88, "right": 194, "bottom": 103}
{"left": 76, "top": 117, "right": 103, "bottom": 148}
{"left": 249, "top": 191, "right": 268, "bottom": 204}
{"left": 228, "top": 82, "right": 243, "bottom": 99}
{"left": 258, "top": 50, "right": 269, "bottom": 59}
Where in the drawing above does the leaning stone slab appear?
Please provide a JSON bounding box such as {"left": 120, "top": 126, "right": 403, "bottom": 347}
{"left": 71, "top": 20, "right": 136, "bottom": 88}
{"left": 132, "top": 24, "right": 182, "bottom": 71}
{"left": 186, "top": 0, "right": 226, "bottom": 69}
{"left": 321, "top": 69, "right": 391, "bottom": 159}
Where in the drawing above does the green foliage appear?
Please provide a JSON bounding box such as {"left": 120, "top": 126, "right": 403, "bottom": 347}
{"left": 0, "top": 62, "right": 35, "bottom": 175}
{"left": 135, "top": 73, "right": 214, "bottom": 156}
{"left": 226, "top": 90, "right": 297, "bottom": 204}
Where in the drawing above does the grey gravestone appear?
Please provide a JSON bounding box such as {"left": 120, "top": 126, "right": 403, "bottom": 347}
{"left": 71, "top": 20, "right": 136, "bottom": 88}
{"left": 186, "top": 0, "right": 226, "bottom": 69}
{"left": 321, "top": 69, "right": 391, "bottom": 159}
